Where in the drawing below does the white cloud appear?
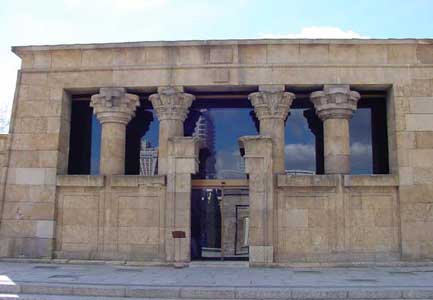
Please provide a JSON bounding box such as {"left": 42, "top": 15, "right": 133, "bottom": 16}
{"left": 64, "top": 0, "right": 168, "bottom": 11}
{"left": 261, "top": 26, "right": 369, "bottom": 39}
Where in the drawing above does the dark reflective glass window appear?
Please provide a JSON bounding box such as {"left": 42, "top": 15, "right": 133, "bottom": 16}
{"left": 284, "top": 100, "right": 324, "bottom": 175}
{"left": 68, "top": 97, "right": 159, "bottom": 176}
{"left": 68, "top": 100, "right": 93, "bottom": 174}
{"left": 185, "top": 99, "right": 258, "bottom": 179}
{"left": 90, "top": 115, "right": 101, "bottom": 175}
{"left": 350, "top": 98, "right": 389, "bottom": 174}
{"left": 125, "top": 100, "right": 159, "bottom": 175}
{"left": 350, "top": 108, "right": 372, "bottom": 174}
{"left": 68, "top": 99, "right": 102, "bottom": 175}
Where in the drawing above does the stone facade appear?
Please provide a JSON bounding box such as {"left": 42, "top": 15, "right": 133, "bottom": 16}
{"left": 0, "top": 39, "right": 432, "bottom": 265}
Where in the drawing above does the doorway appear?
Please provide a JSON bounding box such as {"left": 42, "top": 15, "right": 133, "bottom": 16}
{"left": 191, "top": 181, "right": 249, "bottom": 261}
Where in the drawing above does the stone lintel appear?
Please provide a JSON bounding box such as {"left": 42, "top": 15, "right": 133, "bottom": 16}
{"left": 258, "top": 84, "right": 285, "bottom": 92}
{"left": 311, "top": 84, "right": 360, "bottom": 120}
{"left": 90, "top": 87, "right": 140, "bottom": 124}
{"left": 149, "top": 87, "right": 195, "bottom": 121}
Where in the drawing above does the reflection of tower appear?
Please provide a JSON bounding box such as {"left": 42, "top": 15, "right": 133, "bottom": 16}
{"left": 193, "top": 109, "right": 216, "bottom": 179}
{"left": 139, "top": 139, "right": 158, "bottom": 176}
{"left": 237, "top": 156, "right": 245, "bottom": 173}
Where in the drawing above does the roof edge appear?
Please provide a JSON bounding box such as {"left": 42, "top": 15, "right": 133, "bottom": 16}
{"left": 11, "top": 38, "right": 433, "bottom": 56}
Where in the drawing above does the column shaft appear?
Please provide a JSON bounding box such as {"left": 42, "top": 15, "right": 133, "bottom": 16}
{"left": 260, "top": 118, "right": 285, "bottom": 173}
{"left": 100, "top": 122, "right": 126, "bottom": 175}
{"left": 323, "top": 118, "right": 350, "bottom": 174}
{"left": 158, "top": 119, "right": 184, "bottom": 174}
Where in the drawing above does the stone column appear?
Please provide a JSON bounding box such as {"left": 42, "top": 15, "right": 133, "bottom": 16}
{"left": 149, "top": 87, "right": 195, "bottom": 175}
{"left": 248, "top": 85, "right": 295, "bottom": 173}
{"left": 239, "top": 136, "right": 274, "bottom": 266}
{"left": 310, "top": 85, "right": 360, "bottom": 174}
{"left": 166, "top": 137, "right": 199, "bottom": 267}
{"left": 90, "top": 88, "right": 139, "bottom": 175}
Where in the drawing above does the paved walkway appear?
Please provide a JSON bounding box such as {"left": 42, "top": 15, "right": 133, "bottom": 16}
{"left": 1, "top": 261, "right": 433, "bottom": 288}
{"left": 1, "top": 261, "right": 433, "bottom": 299}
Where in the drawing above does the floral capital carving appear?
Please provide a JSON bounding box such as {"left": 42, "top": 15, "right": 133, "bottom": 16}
{"left": 248, "top": 91, "right": 295, "bottom": 120}
{"left": 310, "top": 85, "right": 360, "bottom": 121}
{"left": 90, "top": 88, "right": 140, "bottom": 124}
{"left": 149, "top": 87, "right": 195, "bottom": 121}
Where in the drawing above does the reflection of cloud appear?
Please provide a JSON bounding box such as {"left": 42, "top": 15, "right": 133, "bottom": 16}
{"left": 215, "top": 150, "right": 245, "bottom": 179}
{"left": 284, "top": 144, "right": 315, "bottom": 171}
{"left": 351, "top": 142, "right": 371, "bottom": 157}
{"left": 350, "top": 142, "right": 372, "bottom": 173}
{"left": 261, "top": 27, "right": 369, "bottom": 39}
{"left": 350, "top": 109, "right": 371, "bottom": 144}
{"left": 286, "top": 109, "right": 312, "bottom": 140}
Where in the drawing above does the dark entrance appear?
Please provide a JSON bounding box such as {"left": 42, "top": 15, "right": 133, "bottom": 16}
{"left": 191, "top": 186, "right": 249, "bottom": 261}
{"left": 185, "top": 91, "right": 256, "bottom": 261}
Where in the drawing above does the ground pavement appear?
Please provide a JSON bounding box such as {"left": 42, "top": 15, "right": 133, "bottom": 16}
{"left": 1, "top": 261, "right": 433, "bottom": 299}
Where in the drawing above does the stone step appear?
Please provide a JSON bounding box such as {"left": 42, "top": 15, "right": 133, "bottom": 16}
{"left": 0, "top": 295, "right": 432, "bottom": 300}
{"left": 1, "top": 283, "right": 433, "bottom": 299}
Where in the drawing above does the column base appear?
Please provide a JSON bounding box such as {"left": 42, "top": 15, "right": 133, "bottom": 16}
{"left": 249, "top": 246, "right": 273, "bottom": 266}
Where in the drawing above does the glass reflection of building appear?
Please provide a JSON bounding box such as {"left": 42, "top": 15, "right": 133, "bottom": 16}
{"left": 139, "top": 139, "right": 158, "bottom": 176}
{"left": 185, "top": 99, "right": 257, "bottom": 180}
{"left": 192, "top": 109, "right": 217, "bottom": 179}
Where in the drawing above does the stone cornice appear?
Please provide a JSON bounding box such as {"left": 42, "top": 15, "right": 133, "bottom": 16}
{"left": 12, "top": 38, "right": 433, "bottom": 55}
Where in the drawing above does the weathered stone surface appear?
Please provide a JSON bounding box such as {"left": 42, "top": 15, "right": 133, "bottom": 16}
{"left": 2, "top": 39, "right": 433, "bottom": 263}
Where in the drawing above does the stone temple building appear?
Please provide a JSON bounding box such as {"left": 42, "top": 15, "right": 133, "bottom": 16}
{"left": 0, "top": 39, "right": 432, "bottom": 267}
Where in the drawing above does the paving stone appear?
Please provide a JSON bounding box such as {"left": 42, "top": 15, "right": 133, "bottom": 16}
{"left": 180, "top": 287, "right": 236, "bottom": 299}
{"left": 126, "top": 286, "right": 181, "bottom": 298}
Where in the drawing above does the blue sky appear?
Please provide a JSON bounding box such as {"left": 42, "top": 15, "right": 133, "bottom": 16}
{"left": 1, "top": 0, "right": 433, "bottom": 132}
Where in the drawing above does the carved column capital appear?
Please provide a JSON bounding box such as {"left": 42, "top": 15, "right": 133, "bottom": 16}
{"left": 248, "top": 90, "right": 295, "bottom": 120}
{"left": 90, "top": 88, "right": 140, "bottom": 124}
{"left": 149, "top": 87, "right": 195, "bottom": 121}
{"left": 310, "top": 85, "right": 360, "bottom": 121}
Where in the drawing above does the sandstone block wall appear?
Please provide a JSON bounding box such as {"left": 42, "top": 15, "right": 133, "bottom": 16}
{"left": 0, "top": 39, "right": 432, "bottom": 263}
{"left": 55, "top": 175, "right": 166, "bottom": 261}
{"left": 276, "top": 175, "right": 399, "bottom": 262}
{"left": 0, "top": 134, "right": 10, "bottom": 246}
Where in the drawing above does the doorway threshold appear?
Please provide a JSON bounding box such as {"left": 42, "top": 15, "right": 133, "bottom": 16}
{"left": 189, "top": 261, "right": 249, "bottom": 268}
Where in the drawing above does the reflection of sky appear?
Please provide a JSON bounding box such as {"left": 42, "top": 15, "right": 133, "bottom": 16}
{"left": 284, "top": 109, "right": 316, "bottom": 172}
{"left": 350, "top": 108, "right": 373, "bottom": 174}
{"left": 189, "top": 108, "right": 257, "bottom": 179}
{"left": 90, "top": 115, "right": 101, "bottom": 175}
{"left": 141, "top": 110, "right": 159, "bottom": 147}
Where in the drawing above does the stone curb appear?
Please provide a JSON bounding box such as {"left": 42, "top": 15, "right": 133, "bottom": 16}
{"left": 2, "top": 283, "right": 433, "bottom": 299}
